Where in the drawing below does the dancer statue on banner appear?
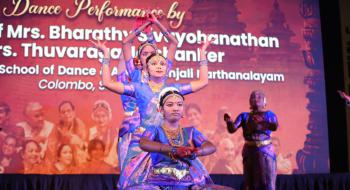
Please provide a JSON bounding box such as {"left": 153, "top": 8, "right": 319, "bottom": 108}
{"left": 224, "top": 90, "right": 279, "bottom": 190}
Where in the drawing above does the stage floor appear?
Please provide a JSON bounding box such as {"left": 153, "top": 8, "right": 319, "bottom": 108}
{"left": 1, "top": 173, "right": 350, "bottom": 190}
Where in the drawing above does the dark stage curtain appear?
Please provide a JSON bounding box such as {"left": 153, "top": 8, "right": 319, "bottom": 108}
{"left": 1, "top": 174, "right": 350, "bottom": 190}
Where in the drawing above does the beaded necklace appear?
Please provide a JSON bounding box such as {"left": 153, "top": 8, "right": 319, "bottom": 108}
{"left": 148, "top": 80, "right": 164, "bottom": 93}
{"left": 161, "top": 124, "right": 184, "bottom": 147}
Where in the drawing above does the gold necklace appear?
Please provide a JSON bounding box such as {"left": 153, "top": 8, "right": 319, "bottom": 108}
{"left": 148, "top": 81, "right": 164, "bottom": 93}
{"left": 161, "top": 124, "right": 184, "bottom": 147}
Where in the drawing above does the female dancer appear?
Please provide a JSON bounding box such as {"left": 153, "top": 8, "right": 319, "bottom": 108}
{"left": 224, "top": 90, "right": 279, "bottom": 190}
{"left": 115, "top": 12, "right": 179, "bottom": 171}
{"left": 128, "top": 88, "right": 233, "bottom": 190}
{"left": 92, "top": 37, "right": 211, "bottom": 188}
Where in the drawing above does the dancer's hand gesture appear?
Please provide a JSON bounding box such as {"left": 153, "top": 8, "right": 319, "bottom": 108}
{"left": 224, "top": 113, "right": 232, "bottom": 122}
{"left": 200, "top": 37, "right": 214, "bottom": 51}
{"left": 338, "top": 90, "right": 350, "bottom": 101}
{"left": 147, "top": 12, "right": 159, "bottom": 24}
{"left": 90, "top": 39, "right": 110, "bottom": 58}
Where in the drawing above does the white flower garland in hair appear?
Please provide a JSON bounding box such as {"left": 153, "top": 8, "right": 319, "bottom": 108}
{"left": 157, "top": 87, "right": 180, "bottom": 110}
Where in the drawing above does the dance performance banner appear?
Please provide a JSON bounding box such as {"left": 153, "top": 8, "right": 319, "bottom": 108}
{"left": 0, "top": 0, "right": 329, "bottom": 174}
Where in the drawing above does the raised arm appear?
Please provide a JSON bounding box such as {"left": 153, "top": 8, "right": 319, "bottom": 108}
{"left": 122, "top": 19, "right": 152, "bottom": 62}
{"left": 117, "top": 53, "right": 126, "bottom": 75}
{"left": 116, "top": 53, "right": 129, "bottom": 83}
{"left": 190, "top": 39, "right": 212, "bottom": 92}
{"left": 149, "top": 13, "right": 178, "bottom": 62}
{"left": 90, "top": 40, "right": 125, "bottom": 94}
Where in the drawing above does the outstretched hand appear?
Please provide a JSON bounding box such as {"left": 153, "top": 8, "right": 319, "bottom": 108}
{"left": 90, "top": 39, "right": 109, "bottom": 58}
{"left": 200, "top": 37, "right": 214, "bottom": 51}
{"left": 134, "top": 11, "right": 153, "bottom": 34}
{"left": 338, "top": 90, "right": 350, "bottom": 101}
{"left": 224, "top": 113, "right": 232, "bottom": 122}
{"left": 147, "top": 12, "right": 159, "bottom": 24}
{"left": 224, "top": 113, "right": 236, "bottom": 133}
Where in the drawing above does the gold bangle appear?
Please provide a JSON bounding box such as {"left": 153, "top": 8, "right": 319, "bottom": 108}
{"left": 101, "top": 58, "right": 110, "bottom": 65}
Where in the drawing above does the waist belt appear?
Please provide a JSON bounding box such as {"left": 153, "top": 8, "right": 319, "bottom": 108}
{"left": 245, "top": 139, "right": 271, "bottom": 147}
{"left": 153, "top": 167, "right": 189, "bottom": 180}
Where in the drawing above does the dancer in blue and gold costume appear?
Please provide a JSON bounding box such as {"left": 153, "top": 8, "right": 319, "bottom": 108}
{"left": 127, "top": 88, "right": 234, "bottom": 190}
{"left": 224, "top": 90, "right": 279, "bottom": 190}
{"left": 92, "top": 33, "right": 212, "bottom": 188}
{"left": 116, "top": 12, "right": 178, "bottom": 172}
